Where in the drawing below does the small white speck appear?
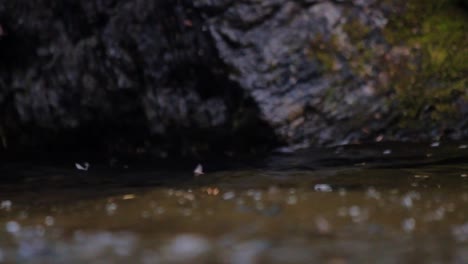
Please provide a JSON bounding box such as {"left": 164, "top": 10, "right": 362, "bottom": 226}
{"left": 461, "top": 174, "right": 467, "bottom": 178}
{"left": 430, "top": 142, "right": 440, "bottom": 147}
{"left": 75, "top": 162, "right": 90, "bottom": 171}
{"left": 459, "top": 145, "right": 467, "bottom": 149}
{"left": 194, "top": 164, "right": 204, "bottom": 176}
{"left": 383, "top": 149, "right": 392, "bottom": 155}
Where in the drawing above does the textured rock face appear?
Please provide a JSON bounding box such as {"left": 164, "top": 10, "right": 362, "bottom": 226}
{"left": 0, "top": 0, "right": 276, "bottom": 156}
{"left": 0, "top": 0, "right": 466, "bottom": 156}
{"left": 197, "top": 0, "right": 392, "bottom": 148}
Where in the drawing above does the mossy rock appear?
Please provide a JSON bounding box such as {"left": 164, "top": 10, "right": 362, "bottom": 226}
{"left": 382, "top": 0, "right": 467, "bottom": 136}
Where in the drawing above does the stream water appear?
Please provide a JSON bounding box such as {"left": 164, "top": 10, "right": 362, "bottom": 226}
{"left": 0, "top": 142, "right": 467, "bottom": 263}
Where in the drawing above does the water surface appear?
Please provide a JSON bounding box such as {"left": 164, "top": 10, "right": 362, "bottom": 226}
{"left": 1, "top": 142, "right": 467, "bottom": 263}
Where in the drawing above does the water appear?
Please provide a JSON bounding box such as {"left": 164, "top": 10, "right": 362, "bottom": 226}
{"left": 0, "top": 142, "right": 467, "bottom": 263}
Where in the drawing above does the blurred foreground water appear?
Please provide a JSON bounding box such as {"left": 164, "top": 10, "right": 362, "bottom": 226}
{"left": 0, "top": 142, "right": 468, "bottom": 263}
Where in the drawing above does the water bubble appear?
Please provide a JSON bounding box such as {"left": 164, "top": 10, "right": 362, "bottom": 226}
{"left": 164, "top": 234, "right": 211, "bottom": 261}
{"left": 44, "top": 216, "right": 54, "bottom": 226}
{"left": 402, "top": 218, "right": 416, "bottom": 232}
{"left": 315, "top": 217, "right": 331, "bottom": 234}
{"left": 184, "top": 193, "right": 195, "bottom": 201}
{"left": 253, "top": 192, "right": 262, "bottom": 201}
{"left": 366, "top": 187, "right": 381, "bottom": 199}
{"left": 426, "top": 207, "right": 445, "bottom": 221}
{"left": 106, "top": 203, "right": 118, "bottom": 215}
{"left": 453, "top": 223, "right": 468, "bottom": 241}
{"left": 401, "top": 191, "right": 420, "bottom": 208}
{"left": 401, "top": 196, "right": 413, "bottom": 208}
{"left": 223, "top": 191, "right": 236, "bottom": 200}
{"left": 314, "top": 184, "right": 333, "bottom": 192}
{"left": 247, "top": 189, "right": 255, "bottom": 196}
{"left": 349, "top": 206, "right": 361, "bottom": 218}
{"left": 6, "top": 221, "right": 20, "bottom": 233}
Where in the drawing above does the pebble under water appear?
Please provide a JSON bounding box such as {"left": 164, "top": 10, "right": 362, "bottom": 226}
{"left": 0, "top": 142, "right": 468, "bottom": 263}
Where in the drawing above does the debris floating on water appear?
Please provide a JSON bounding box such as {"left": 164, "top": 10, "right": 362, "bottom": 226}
{"left": 194, "top": 164, "right": 204, "bottom": 176}
{"left": 414, "top": 175, "right": 430, "bottom": 179}
{"left": 314, "top": 184, "right": 333, "bottom": 192}
{"left": 0, "top": 200, "right": 12, "bottom": 211}
{"left": 75, "top": 162, "right": 90, "bottom": 171}
{"left": 122, "top": 194, "right": 136, "bottom": 200}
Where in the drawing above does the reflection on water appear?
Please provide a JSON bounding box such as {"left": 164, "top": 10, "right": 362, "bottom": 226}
{"left": 0, "top": 142, "right": 467, "bottom": 263}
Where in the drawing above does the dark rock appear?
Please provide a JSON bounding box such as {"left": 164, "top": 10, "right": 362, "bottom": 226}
{"left": 0, "top": 0, "right": 277, "bottom": 157}
{"left": 0, "top": 0, "right": 466, "bottom": 157}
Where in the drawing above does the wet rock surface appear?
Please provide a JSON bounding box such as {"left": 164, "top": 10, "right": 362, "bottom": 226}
{"left": 0, "top": 0, "right": 466, "bottom": 156}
